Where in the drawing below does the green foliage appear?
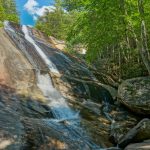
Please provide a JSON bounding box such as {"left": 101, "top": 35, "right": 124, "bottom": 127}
{"left": 36, "top": 0, "right": 150, "bottom": 80}
{"left": 0, "top": 0, "right": 19, "bottom": 26}
{"left": 62, "top": 0, "right": 89, "bottom": 11}
{"left": 63, "top": 0, "right": 150, "bottom": 80}
{"left": 35, "top": 0, "right": 76, "bottom": 40}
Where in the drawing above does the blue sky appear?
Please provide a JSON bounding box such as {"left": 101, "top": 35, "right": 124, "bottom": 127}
{"left": 15, "top": 0, "right": 54, "bottom": 26}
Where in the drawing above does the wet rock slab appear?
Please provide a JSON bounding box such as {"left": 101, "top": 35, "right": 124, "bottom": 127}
{"left": 0, "top": 84, "right": 52, "bottom": 149}
{"left": 0, "top": 84, "right": 101, "bottom": 150}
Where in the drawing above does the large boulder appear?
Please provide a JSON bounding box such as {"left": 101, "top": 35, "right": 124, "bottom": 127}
{"left": 118, "top": 77, "right": 150, "bottom": 114}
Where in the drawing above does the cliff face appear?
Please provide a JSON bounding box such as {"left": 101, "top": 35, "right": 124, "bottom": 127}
{"left": 0, "top": 22, "right": 143, "bottom": 150}
{"left": 0, "top": 28, "right": 33, "bottom": 88}
{"left": 0, "top": 27, "right": 45, "bottom": 100}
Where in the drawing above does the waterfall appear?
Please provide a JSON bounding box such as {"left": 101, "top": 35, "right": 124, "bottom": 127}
{"left": 22, "top": 25, "right": 59, "bottom": 74}
{"left": 36, "top": 72, "right": 78, "bottom": 120}
{"left": 22, "top": 25, "right": 78, "bottom": 121}
{"left": 4, "top": 21, "right": 15, "bottom": 33}
{"left": 3, "top": 22, "right": 101, "bottom": 149}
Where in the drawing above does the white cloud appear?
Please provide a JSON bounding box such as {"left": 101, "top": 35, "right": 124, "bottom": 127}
{"left": 24, "top": 0, "right": 55, "bottom": 20}
{"left": 24, "top": 0, "right": 39, "bottom": 15}
{"left": 36, "top": 6, "right": 55, "bottom": 16}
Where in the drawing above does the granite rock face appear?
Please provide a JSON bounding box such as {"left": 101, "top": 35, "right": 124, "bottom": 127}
{"left": 0, "top": 23, "right": 115, "bottom": 149}
{"left": 0, "top": 84, "right": 91, "bottom": 150}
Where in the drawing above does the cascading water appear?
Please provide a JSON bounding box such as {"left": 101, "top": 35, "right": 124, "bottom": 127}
{"left": 3, "top": 22, "right": 100, "bottom": 149}
{"left": 21, "top": 25, "right": 100, "bottom": 149}
{"left": 4, "top": 21, "right": 15, "bottom": 33}
{"left": 22, "top": 25, "right": 78, "bottom": 121}
{"left": 22, "top": 25, "right": 59, "bottom": 74}
{"left": 36, "top": 72, "right": 78, "bottom": 120}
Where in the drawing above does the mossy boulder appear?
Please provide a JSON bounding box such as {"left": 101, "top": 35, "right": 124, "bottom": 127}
{"left": 118, "top": 77, "right": 150, "bottom": 114}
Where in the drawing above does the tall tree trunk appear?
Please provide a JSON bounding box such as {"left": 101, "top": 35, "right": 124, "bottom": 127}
{"left": 119, "top": 44, "right": 123, "bottom": 81}
{"left": 138, "top": 0, "right": 150, "bottom": 75}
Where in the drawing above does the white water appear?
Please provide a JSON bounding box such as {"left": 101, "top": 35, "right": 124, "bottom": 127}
{"left": 37, "top": 72, "right": 78, "bottom": 120}
{"left": 4, "top": 21, "right": 15, "bottom": 33}
{"left": 4, "top": 22, "right": 101, "bottom": 149}
{"left": 22, "top": 25, "right": 59, "bottom": 74}
{"left": 22, "top": 25, "right": 78, "bottom": 121}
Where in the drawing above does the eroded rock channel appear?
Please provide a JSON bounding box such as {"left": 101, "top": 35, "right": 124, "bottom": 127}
{"left": 0, "top": 22, "right": 149, "bottom": 150}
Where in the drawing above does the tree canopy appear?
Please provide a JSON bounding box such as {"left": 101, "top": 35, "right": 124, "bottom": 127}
{"left": 0, "top": 0, "right": 19, "bottom": 26}
{"left": 36, "top": 0, "right": 150, "bottom": 81}
{"left": 62, "top": 0, "right": 150, "bottom": 80}
{"left": 36, "top": 0, "right": 75, "bottom": 40}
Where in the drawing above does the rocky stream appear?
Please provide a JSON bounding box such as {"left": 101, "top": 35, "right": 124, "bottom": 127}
{"left": 0, "top": 21, "right": 149, "bottom": 150}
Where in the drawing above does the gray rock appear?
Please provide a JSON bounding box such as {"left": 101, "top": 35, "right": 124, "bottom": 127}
{"left": 125, "top": 139, "right": 150, "bottom": 150}
{"left": 118, "top": 119, "right": 150, "bottom": 148}
{"left": 118, "top": 77, "right": 150, "bottom": 114}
